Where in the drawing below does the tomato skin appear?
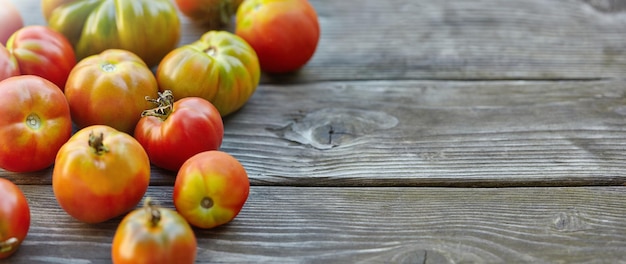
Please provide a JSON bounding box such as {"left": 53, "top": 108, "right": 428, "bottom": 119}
{"left": 134, "top": 95, "right": 224, "bottom": 172}
{"left": 43, "top": 0, "right": 180, "bottom": 67}
{"left": 6, "top": 25, "right": 76, "bottom": 89}
{"left": 65, "top": 49, "right": 159, "bottom": 134}
{"left": 174, "top": 151, "right": 249, "bottom": 229}
{"left": 156, "top": 31, "right": 260, "bottom": 116}
{"left": 52, "top": 125, "right": 150, "bottom": 224}
{"left": 0, "top": 43, "right": 19, "bottom": 81}
{"left": 175, "top": 0, "right": 243, "bottom": 27}
{"left": 0, "top": 178, "right": 30, "bottom": 259}
{"left": 0, "top": 75, "right": 72, "bottom": 172}
{"left": 112, "top": 202, "right": 197, "bottom": 264}
{"left": 0, "top": 0, "right": 23, "bottom": 45}
{"left": 236, "top": 0, "right": 320, "bottom": 73}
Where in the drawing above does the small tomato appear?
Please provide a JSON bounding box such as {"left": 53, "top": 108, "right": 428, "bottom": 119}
{"left": 0, "top": 178, "right": 30, "bottom": 259}
{"left": 156, "top": 30, "right": 260, "bottom": 116}
{"left": 64, "top": 49, "right": 159, "bottom": 134}
{"left": 174, "top": 151, "right": 249, "bottom": 229}
{"left": 134, "top": 91, "right": 224, "bottom": 172}
{"left": 52, "top": 125, "right": 150, "bottom": 223}
{"left": 6, "top": 25, "right": 76, "bottom": 89}
{"left": 235, "top": 0, "right": 320, "bottom": 73}
{"left": 0, "top": 75, "right": 72, "bottom": 172}
{"left": 112, "top": 199, "right": 197, "bottom": 264}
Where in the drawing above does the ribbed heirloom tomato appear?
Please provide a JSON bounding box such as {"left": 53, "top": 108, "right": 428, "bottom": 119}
{"left": 174, "top": 151, "right": 249, "bottom": 229}
{"left": 0, "top": 178, "right": 30, "bottom": 259}
{"left": 0, "top": 75, "right": 72, "bottom": 172}
{"left": 64, "top": 49, "right": 159, "bottom": 134}
{"left": 53, "top": 125, "right": 150, "bottom": 223}
{"left": 134, "top": 91, "right": 224, "bottom": 172}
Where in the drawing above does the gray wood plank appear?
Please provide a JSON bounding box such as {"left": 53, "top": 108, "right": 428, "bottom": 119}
{"left": 4, "top": 80, "right": 626, "bottom": 187}
{"left": 2, "top": 185, "right": 626, "bottom": 263}
{"left": 13, "top": 0, "right": 626, "bottom": 82}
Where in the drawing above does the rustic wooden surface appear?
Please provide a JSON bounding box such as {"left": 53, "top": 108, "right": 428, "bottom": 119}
{"left": 2, "top": 0, "right": 626, "bottom": 263}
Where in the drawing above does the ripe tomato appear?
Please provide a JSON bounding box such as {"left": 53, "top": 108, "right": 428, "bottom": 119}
{"left": 156, "top": 30, "right": 260, "bottom": 116}
{"left": 0, "top": 0, "right": 23, "bottom": 45}
{"left": 65, "top": 49, "right": 159, "bottom": 134}
{"left": 43, "top": 0, "right": 180, "bottom": 67}
{"left": 52, "top": 125, "right": 150, "bottom": 223}
{"left": 134, "top": 91, "right": 224, "bottom": 172}
{"left": 173, "top": 151, "right": 249, "bottom": 229}
{"left": 175, "top": 0, "right": 243, "bottom": 27}
{"left": 0, "top": 43, "right": 19, "bottom": 81}
{"left": 6, "top": 25, "right": 76, "bottom": 89}
{"left": 0, "top": 178, "right": 30, "bottom": 259}
{"left": 0, "top": 75, "right": 72, "bottom": 172}
{"left": 112, "top": 199, "right": 197, "bottom": 264}
{"left": 235, "top": 0, "right": 320, "bottom": 73}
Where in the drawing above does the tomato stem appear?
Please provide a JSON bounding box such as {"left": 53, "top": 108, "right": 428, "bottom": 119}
{"left": 201, "top": 197, "right": 214, "bottom": 209}
{"left": 141, "top": 90, "right": 174, "bottom": 121}
{"left": 88, "top": 131, "right": 109, "bottom": 155}
{"left": 204, "top": 46, "right": 217, "bottom": 57}
{"left": 144, "top": 198, "right": 161, "bottom": 228}
{"left": 0, "top": 237, "right": 18, "bottom": 253}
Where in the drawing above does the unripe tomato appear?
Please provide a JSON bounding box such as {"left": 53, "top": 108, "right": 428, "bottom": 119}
{"left": 235, "top": 0, "right": 320, "bottom": 73}
{"left": 0, "top": 178, "right": 30, "bottom": 259}
{"left": 112, "top": 199, "right": 197, "bottom": 264}
{"left": 53, "top": 125, "right": 150, "bottom": 223}
{"left": 0, "top": 75, "right": 72, "bottom": 172}
{"left": 65, "top": 49, "right": 159, "bottom": 134}
{"left": 156, "top": 30, "right": 260, "bottom": 116}
{"left": 134, "top": 91, "right": 224, "bottom": 172}
{"left": 174, "top": 151, "right": 249, "bottom": 229}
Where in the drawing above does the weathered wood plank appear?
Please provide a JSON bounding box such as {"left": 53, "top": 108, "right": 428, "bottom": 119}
{"left": 4, "top": 80, "right": 626, "bottom": 187}
{"left": 13, "top": 0, "right": 626, "bottom": 82}
{"left": 2, "top": 185, "right": 626, "bottom": 263}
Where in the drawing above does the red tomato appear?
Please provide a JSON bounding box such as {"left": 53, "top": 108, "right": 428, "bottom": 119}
{"left": 6, "top": 25, "right": 76, "bottom": 89}
{"left": 0, "top": 75, "right": 72, "bottom": 172}
{"left": 0, "top": 178, "right": 30, "bottom": 259}
{"left": 174, "top": 151, "right": 249, "bottom": 229}
{"left": 64, "top": 49, "right": 159, "bottom": 134}
{"left": 0, "top": 0, "right": 23, "bottom": 45}
{"left": 235, "top": 0, "right": 320, "bottom": 73}
{"left": 112, "top": 199, "right": 197, "bottom": 264}
{"left": 175, "top": 0, "right": 243, "bottom": 27}
{"left": 134, "top": 91, "right": 224, "bottom": 172}
{"left": 52, "top": 125, "right": 150, "bottom": 223}
{"left": 156, "top": 31, "right": 260, "bottom": 116}
{"left": 0, "top": 43, "right": 19, "bottom": 81}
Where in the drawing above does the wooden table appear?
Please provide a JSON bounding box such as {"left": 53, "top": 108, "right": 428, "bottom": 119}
{"left": 3, "top": 0, "right": 626, "bottom": 263}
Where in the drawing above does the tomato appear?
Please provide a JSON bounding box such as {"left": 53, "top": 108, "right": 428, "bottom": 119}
{"left": 156, "top": 30, "right": 260, "bottom": 116}
{"left": 134, "top": 91, "right": 224, "bottom": 172}
{"left": 6, "top": 25, "right": 76, "bottom": 89}
{"left": 173, "top": 151, "right": 249, "bottom": 229}
{"left": 52, "top": 125, "right": 150, "bottom": 223}
{"left": 0, "top": 178, "right": 30, "bottom": 259}
{"left": 0, "top": 0, "right": 23, "bottom": 45}
{"left": 43, "top": 0, "right": 180, "bottom": 67}
{"left": 175, "top": 0, "right": 243, "bottom": 27}
{"left": 0, "top": 75, "right": 72, "bottom": 172}
{"left": 112, "top": 199, "right": 197, "bottom": 264}
{"left": 0, "top": 43, "right": 19, "bottom": 81}
{"left": 235, "top": 0, "right": 320, "bottom": 73}
{"left": 65, "top": 49, "right": 159, "bottom": 134}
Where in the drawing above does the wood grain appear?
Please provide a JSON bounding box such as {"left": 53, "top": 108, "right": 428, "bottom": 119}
{"left": 3, "top": 185, "right": 626, "bottom": 263}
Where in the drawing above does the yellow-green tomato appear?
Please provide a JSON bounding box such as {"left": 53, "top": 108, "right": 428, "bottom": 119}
{"left": 173, "top": 151, "right": 250, "bottom": 229}
{"left": 156, "top": 31, "right": 260, "bottom": 116}
{"left": 42, "top": 0, "right": 180, "bottom": 66}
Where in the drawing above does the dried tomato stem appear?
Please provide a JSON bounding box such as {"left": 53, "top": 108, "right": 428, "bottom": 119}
{"left": 0, "top": 237, "right": 18, "bottom": 253}
{"left": 144, "top": 198, "right": 161, "bottom": 228}
{"left": 88, "top": 131, "right": 109, "bottom": 155}
{"left": 141, "top": 90, "right": 174, "bottom": 121}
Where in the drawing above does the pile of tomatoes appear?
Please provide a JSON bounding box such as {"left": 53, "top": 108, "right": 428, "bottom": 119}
{"left": 0, "top": 0, "right": 320, "bottom": 262}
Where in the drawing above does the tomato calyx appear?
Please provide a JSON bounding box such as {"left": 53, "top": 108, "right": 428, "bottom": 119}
{"left": 0, "top": 237, "right": 18, "bottom": 254}
{"left": 141, "top": 90, "right": 174, "bottom": 121}
{"left": 101, "top": 62, "right": 116, "bottom": 73}
{"left": 88, "top": 131, "right": 109, "bottom": 155}
{"left": 204, "top": 46, "right": 217, "bottom": 57}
